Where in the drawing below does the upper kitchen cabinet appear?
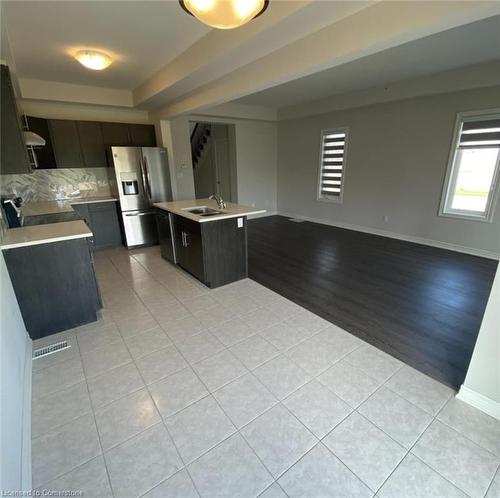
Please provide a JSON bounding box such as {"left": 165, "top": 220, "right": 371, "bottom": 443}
{"left": 23, "top": 117, "right": 157, "bottom": 169}
{"left": 102, "top": 122, "right": 157, "bottom": 148}
{"left": 0, "top": 65, "right": 31, "bottom": 174}
{"left": 129, "top": 124, "right": 156, "bottom": 147}
{"left": 49, "top": 119, "right": 84, "bottom": 168}
{"left": 101, "top": 122, "right": 130, "bottom": 147}
{"left": 25, "top": 116, "right": 57, "bottom": 169}
{"left": 77, "top": 121, "right": 107, "bottom": 167}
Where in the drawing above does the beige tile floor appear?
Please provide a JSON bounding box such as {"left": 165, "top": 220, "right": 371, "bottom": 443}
{"left": 31, "top": 246, "right": 500, "bottom": 498}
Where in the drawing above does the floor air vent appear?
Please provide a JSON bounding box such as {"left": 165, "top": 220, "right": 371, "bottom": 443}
{"left": 288, "top": 218, "right": 305, "bottom": 223}
{"left": 33, "top": 340, "right": 70, "bottom": 360}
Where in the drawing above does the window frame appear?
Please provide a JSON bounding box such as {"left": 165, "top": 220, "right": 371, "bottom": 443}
{"left": 317, "top": 126, "right": 349, "bottom": 204}
{"left": 439, "top": 109, "right": 500, "bottom": 223}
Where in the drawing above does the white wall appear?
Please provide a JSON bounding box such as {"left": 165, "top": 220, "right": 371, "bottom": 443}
{"left": 457, "top": 264, "right": 500, "bottom": 419}
{"left": 276, "top": 85, "right": 500, "bottom": 255}
{"left": 234, "top": 120, "right": 277, "bottom": 213}
{"left": 158, "top": 116, "right": 196, "bottom": 200}
{"left": 0, "top": 250, "right": 32, "bottom": 491}
{"left": 191, "top": 115, "right": 278, "bottom": 213}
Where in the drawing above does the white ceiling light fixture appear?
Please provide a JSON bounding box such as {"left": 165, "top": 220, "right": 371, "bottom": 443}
{"left": 179, "top": 0, "right": 269, "bottom": 29}
{"left": 74, "top": 50, "right": 112, "bottom": 70}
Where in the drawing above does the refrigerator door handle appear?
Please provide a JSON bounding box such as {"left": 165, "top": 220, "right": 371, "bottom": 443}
{"left": 125, "top": 211, "right": 156, "bottom": 217}
{"left": 138, "top": 158, "right": 149, "bottom": 199}
{"left": 143, "top": 155, "right": 153, "bottom": 199}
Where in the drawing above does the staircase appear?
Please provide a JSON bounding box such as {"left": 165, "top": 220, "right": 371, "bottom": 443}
{"left": 191, "top": 123, "right": 211, "bottom": 168}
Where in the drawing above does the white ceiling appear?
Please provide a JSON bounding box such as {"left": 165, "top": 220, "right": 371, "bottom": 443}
{"left": 235, "top": 15, "right": 500, "bottom": 109}
{"left": 1, "top": 0, "right": 210, "bottom": 89}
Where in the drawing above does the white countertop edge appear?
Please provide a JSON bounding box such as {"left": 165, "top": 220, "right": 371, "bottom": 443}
{"left": 154, "top": 201, "right": 266, "bottom": 223}
{"left": 0, "top": 231, "right": 93, "bottom": 250}
{"left": 195, "top": 209, "right": 267, "bottom": 223}
{"left": 155, "top": 206, "right": 267, "bottom": 223}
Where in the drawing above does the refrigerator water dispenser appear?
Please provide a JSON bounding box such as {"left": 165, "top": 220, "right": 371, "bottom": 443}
{"left": 122, "top": 180, "right": 139, "bottom": 195}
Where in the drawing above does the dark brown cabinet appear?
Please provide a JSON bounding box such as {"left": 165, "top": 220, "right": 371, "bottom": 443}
{"left": 101, "top": 122, "right": 130, "bottom": 147}
{"left": 87, "top": 202, "right": 123, "bottom": 250}
{"left": 3, "top": 238, "right": 102, "bottom": 339}
{"left": 156, "top": 211, "right": 174, "bottom": 262}
{"left": 168, "top": 213, "right": 248, "bottom": 288}
{"left": 24, "top": 117, "right": 157, "bottom": 169}
{"left": 77, "top": 121, "right": 107, "bottom": 167}
{"left": 129, "top": 124, "right": 156, "bottom": 147}
{"left": 102, "top": 122, "right": 156, "bottom": 148}
{"left": 49, "top": 119, "right": 84, "bottom": 168}
{"left": 72, "top": 202, "right": 122, "bottom": 250}
{"left": 174, "top": 215, "right": 205, "bottom": 283}
{"left": 25, "top": 116, "right": 57, "bottom": 169}
{"left": 0, "top": 65, "right": 31, "bottom": 174}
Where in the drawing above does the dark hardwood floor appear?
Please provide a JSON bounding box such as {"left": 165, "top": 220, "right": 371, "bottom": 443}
{"left": 247, "top": 215, "right": 498, "bottom": 389}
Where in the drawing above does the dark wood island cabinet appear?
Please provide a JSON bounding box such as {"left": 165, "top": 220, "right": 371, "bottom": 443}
{"left": 154, "top": 199, "right": 265, "bottom": 289}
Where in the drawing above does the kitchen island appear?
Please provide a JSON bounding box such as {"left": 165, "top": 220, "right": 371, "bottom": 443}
{"left": 154, "top": 199, "right": 265, "bottom": 288}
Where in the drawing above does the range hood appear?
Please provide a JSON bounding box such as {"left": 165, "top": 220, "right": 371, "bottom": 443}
{"left": 24, "top": 130, "right": 46, "bottom": 147}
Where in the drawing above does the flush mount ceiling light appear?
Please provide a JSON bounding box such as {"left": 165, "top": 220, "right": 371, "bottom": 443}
{"left": 179, "top": 0, "right": 269, "bottom": 29}
{"left": 74, "top": 50, "right": 112, "bottom": 70}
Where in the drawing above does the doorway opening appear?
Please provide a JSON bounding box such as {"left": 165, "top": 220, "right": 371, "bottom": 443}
{"left": 190, "top": 121, "right": 237, "bottom": 202}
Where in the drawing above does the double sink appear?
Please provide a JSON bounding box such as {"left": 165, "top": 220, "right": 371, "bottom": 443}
{"left": 183, "top": 206, "right": 223, "bottom": 217}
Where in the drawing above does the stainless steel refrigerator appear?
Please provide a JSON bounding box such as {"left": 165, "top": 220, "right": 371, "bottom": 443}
{"left": 109, "top": 147, "right": 172, "bottom": 248}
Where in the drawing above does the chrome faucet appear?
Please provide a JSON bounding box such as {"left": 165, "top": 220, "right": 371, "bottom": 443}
{"left": 209, "top": 194, "right": 226, "bottom": 210}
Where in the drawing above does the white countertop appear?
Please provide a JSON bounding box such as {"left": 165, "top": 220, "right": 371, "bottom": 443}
{"left": 0, "top": 220, "right": 93, "bottom": 250}
{"left": 22, "top": 197, "right": 119, "bottom": 217}
{"left": 154, "top": 198, "right": 266, "bottom": 223}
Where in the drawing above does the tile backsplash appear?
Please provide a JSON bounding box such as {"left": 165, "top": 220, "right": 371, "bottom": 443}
{"left": 0, "top": 168, "right": 111, "bottom": 202}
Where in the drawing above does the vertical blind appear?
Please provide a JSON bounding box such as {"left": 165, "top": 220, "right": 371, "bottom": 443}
{"left": 319, "top": 129, "right": 347, "bottom": 197}
{"left": 459, "top": 118, "right": 500, "bottom": 149}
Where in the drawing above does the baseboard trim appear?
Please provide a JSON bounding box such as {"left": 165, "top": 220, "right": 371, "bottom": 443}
{"left": 456, "top": 386, "right": 500, "bottom": 420}
{"left": 249, "top": 210, "right": 277, "bottom": 219}
{"left": 276, "top": 211, "right": 500, "bottom": 260}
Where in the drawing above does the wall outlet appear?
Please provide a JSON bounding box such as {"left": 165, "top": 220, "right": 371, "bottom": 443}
{"left": 237, "top": 217, "right": 243, "bottom": 228}
{"left": 383, "top": 215, "right": 389, "bottom": 223}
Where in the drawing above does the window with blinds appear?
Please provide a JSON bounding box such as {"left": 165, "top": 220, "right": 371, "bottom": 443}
{"left": 440, "top": 111, "right": 500, "bottom": 222}
{"left": 317, "top": 128, "right": 348, "bottom": 202}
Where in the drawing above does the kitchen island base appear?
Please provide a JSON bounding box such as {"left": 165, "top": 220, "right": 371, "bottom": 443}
{"left": 158, "top": 211, "right": 248, "bottom": 289}
{"left": 154, "top": 198, "right": 265, "bottom": 289}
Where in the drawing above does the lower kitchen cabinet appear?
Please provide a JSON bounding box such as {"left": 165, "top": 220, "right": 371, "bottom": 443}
{"left": 3, "top": 238, "right": 102, "bottom": 339}
{"left": 88, "top": 202, "right": 123, "bottom": 250}
{"left": 70, "top": 203, "right": 90, "bottom": 224}
{"left": 170, "top": 214, "right": 248, "bottom": 288}
{"left": 72, "top": 202, "right": 122, "bottom": 250}
{"left": 156, "top": 211, "right": 174, "bottom": 262}
{"left": 174, "top": 215, "right": 205, "bottom": 283}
